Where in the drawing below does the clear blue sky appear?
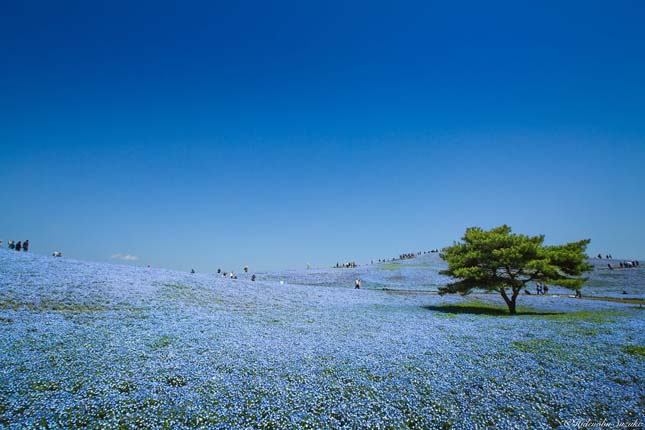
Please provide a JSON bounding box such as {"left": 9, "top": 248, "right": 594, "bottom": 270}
{"left": 1, "top": 1, "right": 644, "bottom": 271}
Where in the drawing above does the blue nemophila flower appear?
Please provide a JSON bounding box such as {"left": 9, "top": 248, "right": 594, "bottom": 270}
{"left": 0, "top": 249, "right": 643, "bottom": 429}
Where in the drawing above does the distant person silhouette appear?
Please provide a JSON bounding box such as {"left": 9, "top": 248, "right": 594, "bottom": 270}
{"left": 23, "top": 240, "right": 29, "bottom": 252}
{"left": 15, "top": 241, "right": 22, "bottom": 251}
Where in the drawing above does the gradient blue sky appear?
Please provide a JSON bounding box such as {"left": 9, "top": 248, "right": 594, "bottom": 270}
{"left": 1, "top": 1, "right": 644, "bottom": 271}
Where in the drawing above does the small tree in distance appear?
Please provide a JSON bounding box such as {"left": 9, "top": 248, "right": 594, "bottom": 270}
{"left": 439, "top": 225, "right": 593, "bottom": 315}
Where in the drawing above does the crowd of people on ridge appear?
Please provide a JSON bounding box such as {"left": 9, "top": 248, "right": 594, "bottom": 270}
{"left": 187, "top": 267, "right": 259, "bottom": 282}
{"left": 335, "top": 261, "right": 357, "bottom": 268}
{"left": 211, "top": 267, "right": 257, "bottom": 281}
{"left": 596, "top": 252, "right": 641, "bottom": 270}
{"left": 2, "top": 239, "right": 65, "bottom": 257}
{"left": 593, "top": 252, "right": 641, "bottom": 271}
{"left": 336, "top": 249, "right": 443, "bottom": 269}
{"left": 1, "top": 240, "right": 29, "bottom": 252}
{"left": 608, "top": 260, "right": 640, "bottom": 270}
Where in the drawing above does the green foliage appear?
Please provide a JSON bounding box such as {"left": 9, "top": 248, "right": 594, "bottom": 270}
{"left": 440, "top": 225, "right": 592, "bottom": 314}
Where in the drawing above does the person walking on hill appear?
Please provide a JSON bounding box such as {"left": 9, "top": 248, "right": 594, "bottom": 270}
{"left": 23, "top": 240, "right": 29, "bottom": 252}
{"left": 15, "top": 241, "right": 22, "bottom": 251}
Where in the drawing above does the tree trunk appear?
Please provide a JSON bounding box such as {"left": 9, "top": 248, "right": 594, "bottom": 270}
{"left": 509, "top": 287, "right": 520, "bottom": 315}
{"left": 500, "top": 287, "right": 518, "bottom": 315}
{"left": 507, "top": 299, "right": 517, "bottom": 315}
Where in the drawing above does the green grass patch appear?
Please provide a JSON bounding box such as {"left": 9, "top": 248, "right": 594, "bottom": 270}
{"left": 568, "top": 326, "right": 611, "bottom": 337}
{"left": 582, "top": 296, "right": 645, "bottom": 305}
{"left": 535, "top": 310, "right": 626, "bottom": 323}
{"left": 512, "top": 339, "right": 573, "bottom": 361}
{"left": 113, "top": 380, "right": 137, "bottom": 394}
{"left": 31, "top": 380, "right": 62, "bottom": 392}
{"left": 0, "top": 298, "right": 107, "bottom": 313}
{"left": 513, "top": 339, "right": 558, "bottom": 353}
{"left": 161, "top": 283, "right": 225, "bottom": 306}
{"left": 150, "top": 335, "right": 173, "bottom": 349}
{"left": 382, "top": 289, "right": 437, "bottom": 295}
{"left": 621, "top": 345, "right": 645, "bottom": 358}
{"left": 436, "top": 312, "right": 458, "bottom": 318}
{"left": 161, "top": 283, "right": 191, "bottom": 299}
{"left": 423, "top": 301, "right": 552, "bottom": 316}
{"left": 423, "top": 301, "right": 623, "bottom": 321}
{"left": 379, "top": 263, "right": 402, "bottom": 270}
{"left": 379, "top": 262, "right": 431, "bottom": 271}
{"left": 163, "top": 283, "right": 191, "bottom": 291}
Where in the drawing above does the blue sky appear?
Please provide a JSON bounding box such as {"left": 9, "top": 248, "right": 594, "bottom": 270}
{"left": 1, "top": 1, "right": 644, "bottom": 271}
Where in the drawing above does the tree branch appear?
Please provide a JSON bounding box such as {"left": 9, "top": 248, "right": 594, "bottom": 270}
{"left": 499, "top": 287, "right": 511, "bottom": 306}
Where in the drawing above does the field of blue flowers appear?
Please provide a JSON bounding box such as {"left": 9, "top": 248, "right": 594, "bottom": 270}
{"left": 1, "top": 249, "right": 643, "bottom": 429}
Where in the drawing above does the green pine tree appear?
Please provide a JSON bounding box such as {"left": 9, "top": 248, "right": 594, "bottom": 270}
{"left": 440, "top": 225, "right": 593, "bottom": 314}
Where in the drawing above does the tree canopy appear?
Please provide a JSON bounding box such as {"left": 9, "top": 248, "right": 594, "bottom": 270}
{"left": 439, "top": 225, "right": 592, "bottom": 314}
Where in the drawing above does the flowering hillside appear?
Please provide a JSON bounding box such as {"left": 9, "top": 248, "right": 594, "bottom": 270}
{"left": 0, "top": 250, "right": 643, "bottom": 429}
